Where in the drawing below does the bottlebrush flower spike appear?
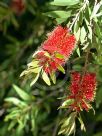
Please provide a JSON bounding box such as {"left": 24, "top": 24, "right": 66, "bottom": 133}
{"left": 42, "top": 25, "right": 76, "bottom": 59}
{"left": 20, "top": 26, "right": 76, "bottom": 86}
{"left": 33, "top": 25, "right": 76, "bottom": 74}
{"left": 68, "top": 72, "right": 97, "bottom": 111}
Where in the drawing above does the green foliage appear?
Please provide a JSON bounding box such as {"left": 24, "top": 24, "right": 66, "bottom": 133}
{"left": 58, "top": 112, "right": 76, "bottom": 135}
{"left": 42, "top": 70, "right": 51, "bottom": 86}
{"left": 51, "top": 0, "right": 79, "bottom": 6}
{"left": 0, "top": 0, "right": 102, "bottom": 136}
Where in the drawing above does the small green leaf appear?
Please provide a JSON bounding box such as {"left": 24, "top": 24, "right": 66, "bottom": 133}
{"left": 76, "top": 47, "right": 81, "bottom": 57}
{"left": 88, "top": 25, "right": 92, "bottom": 42}
{"left": 8, "top": 121, "right": 17, "bottom": 130}
{"left": 57, "top": 64, "right": 65, "bottom": 74}
{"left": 55, "top": 52, "right": 64, "bottom": 59}
{"left": 58, "top": 112, "right": 76, "bottom": 135}
{"left": 59, "top": 99, "right": 74, "bottom": 109}
{"left": 80, "top": 26, "right": 86, "bottom": 43}
{"left": 31, "top": 67, "right": 42, "bottom": 73}
{"left": 74, "top": 21, "right": 80, "bottom": 34}
{"left": 42, "top": 70, "right": 51, "bottom": 86}
{"left": 44, "top": 10, "right": 71, "bottom": 18}
{"left": 13, "top": 84, "right": 31, "bottom": 101}
{"left": 94, "top": 21, "right": 101, "bottom": 38}
{"left": 78, "top": 114, "right": 86, "bottom": 131}
{"left": 5, "top": 97, "right": 27, "bottom": 106}
{"left": 79, "top": 11, "right": 83, "bottom": 26}
{"left": 27, "top": 60, "right": 39, "bottom": 67}
{"left": 51, "top": 0, "right": 79, "bottom": 6}
{"left": 20, "top": 70, "right": 29, "bottom": 77}
{"left": 74, "top": 27, "right": 80, "bottom": 41}
{"left": 50, "top": 71, "right": 56, "bottom": 84}
{"left": 91, "top": 2, "right": 102, "bottom": 19}
{"left": 30, "top": 73, "right": 40, "bottom": 86}
{"left": 85, "top": 6, "right": 90, "bottom": 22}
{"left": 67, "top": 122, "right": 76, "bottom": 135}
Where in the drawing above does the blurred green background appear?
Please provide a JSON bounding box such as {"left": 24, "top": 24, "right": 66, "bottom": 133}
{"left": 0, "top": 0, "right": 102, "bottom": 136}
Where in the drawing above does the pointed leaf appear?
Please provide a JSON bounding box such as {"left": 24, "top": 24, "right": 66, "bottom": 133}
{"left": 76, "top": 47, "right": 81, "bottom": 57}
{"left": 78, "top": 115, "right": 86, "bottom": 131}
{"left": 50, "top": 71, "right": 56, "bottom": 84}
{"left": 57, "top": 64, "right": 65, "bottom": 74}
{"left": 13, "top": 84, "right": 31, "bottom": 101}
{"left": 30, "top": 73, "right": 40, "bottom": 86}
{"left": 80, "top": 26, "right": 86, "bottom": 43}
{"left": 27, "top": 60, "right": 39, "bottom": 67}
{"left": 45, "top": 11, "right": 71, "bottom": 18}
{"left": 51, "top": 0, "right": 79, "bottom": 6}
{"left": 55, "top": 52, "right": 64, "bottom": 59}
{"left": 42, "top": 70, "right": 51, "bottom": 86}
{"left": 5, "top": 97, "right": 27, "bottom": 106}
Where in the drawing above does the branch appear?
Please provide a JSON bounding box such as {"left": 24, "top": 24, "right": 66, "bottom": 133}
{"left": 69, "top": 0, "right": 89, "bottom": 30}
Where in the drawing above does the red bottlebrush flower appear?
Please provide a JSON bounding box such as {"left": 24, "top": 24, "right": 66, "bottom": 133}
{"left": 42, "top": 26, "right": 76, "bottom": 59}
{"left": 21, "top": 26, "right": 76, "bottom": 85}
{"left": 32, "top": 26, "right": 76, "bottom": 75}
{"left": 68, "top": 72, "right": 96, "bottom": 111}
{"left": 10, "top": 0, "right": 25, "bottom": 15}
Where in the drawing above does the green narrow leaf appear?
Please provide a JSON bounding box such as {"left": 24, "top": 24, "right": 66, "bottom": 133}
{"left": 59, "top": 99, "right": 74, "bottom": 109}
{"left": 27, "top": 60, "right": 39, "bottom": 67}
{"left": 94, "top": 21, "right": 101, "bottom": 38}
{"left": 85, "top": 6, "right": 90, "bottom": 22}
{"left": 57, "top": 64, "right": 65, "bottom": 74}
{"left": 74, "top": 28, "right": 80, "bottom": 41}
{"left": 91, "top": 2, "right": 102, "bottom": 19}
{"left": 55, "top": 52, "right": 64, "bottom": 59}
{"left": 13, "top": 84, "right": 31, "bottom": 101}
{"left": 58, "top": 112, "right": 76, "bottom": 135}
{"left": 42, "top": 70, "right": 51, "bottom": 86}
{"left": 67, "top": 122, "right": 76, "bottom": 136}
{"left": 30, "top": 73, "right": 40, "bottom": 86}
{"left": 8, "top": 121, "right": 17, "bottom": 130}
{"left": 80, "top": 26, "right": 86, "bottom": 43}
{"left": 51, "top": 0, "right": 79, "bottom": 6}
{"left": 79, "top": 11, "right": 83, "bottom": 26}
{"left": 44, "top": 11, "right": 71, "bottom": 18}
{"left": 76, "top": 47, "right": 81, "bottom": 57}
{"left": 78, "top": 114, "right": 86, "bottom": 131}
{"left": 50, "top": 71, "right": 56, "bottom": 84}
{"left": 30, "top": 67, "right": 42, "bottom": 73}
{"left": 62, "top": 99, "right": 74, "bottom": 107}
{"left": 5, "top": 97, "right": 27, "bottom": 106}
{"left": 88, "top": 25, "right": 92, "bottom": 42}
